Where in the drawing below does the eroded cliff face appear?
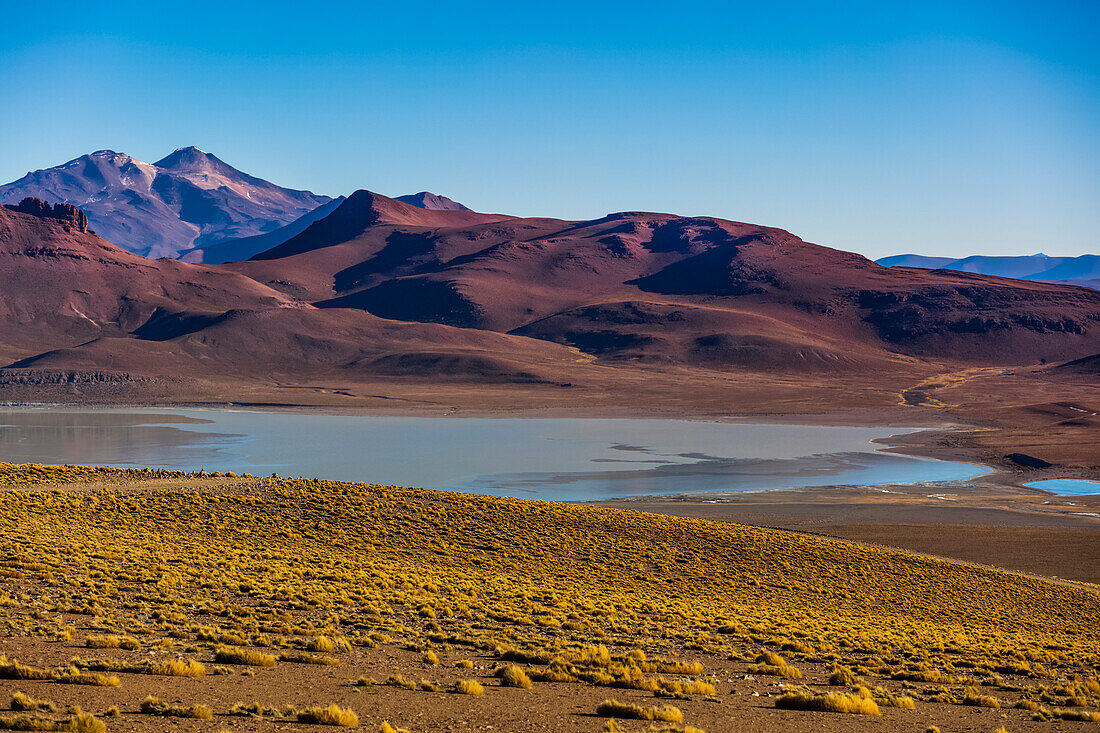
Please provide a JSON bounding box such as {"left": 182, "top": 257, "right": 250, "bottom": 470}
{"left": 4, "top": 197, "right": 89, "bottom": 233}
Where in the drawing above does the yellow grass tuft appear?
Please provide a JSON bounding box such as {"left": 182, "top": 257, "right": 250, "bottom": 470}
{"left": 85, "top": 635, "right": 139, "bottom": 650}
{"left": 10, "top": 692, "right": 55, "bottom": 713}
{"left": 776, "top": 687, "right": 881, "bottom": 715}
{"left": 140, "top": 696, "right": 212, "bottom": 719}
{"left": 495, "top": 664, "right": 533, "bottom": 689}
{"left": 146, "top": 659, "right": 205, "bottom": 677}
{"left": 296, "top": 704, "right": 359, "bottom": 727}
{"left": 215, "top": 645, "right": 277, "bottom": 667}
{"left": 961, "top": 688, "right": 1001, "bottom": 709}
{"left": 56, "top": 667, "right": 119, "bottom": 687}
{"left": 379, "top": 723, "right": 410, "bottom": 733}
{"left": 453, "top": 679, "right": 485, "bottom": 696}
{"left": 595, "top": 699, "right": 683, "bottom": 722}
{"left": 748, "top": 651, "right": 802, "bottom": 679}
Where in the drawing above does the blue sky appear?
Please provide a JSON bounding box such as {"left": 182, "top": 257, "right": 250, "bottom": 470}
{"left": 1, "top": 1, "right": 1096, "bottom": 258}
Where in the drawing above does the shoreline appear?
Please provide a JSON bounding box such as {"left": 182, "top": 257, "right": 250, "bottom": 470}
{"left": 0, "top": 400, "right": 1093, "bottom": 494}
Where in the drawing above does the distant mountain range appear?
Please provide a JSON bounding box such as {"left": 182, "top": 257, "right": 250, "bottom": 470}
{"left": 2, "top": 189, "right": 1098, "bottom": 407}
{"left": 0, "top": 148, "right": 471, "bottom": 259}
{"left": 878, "top": 253, "right": 1100, "bottom": 291}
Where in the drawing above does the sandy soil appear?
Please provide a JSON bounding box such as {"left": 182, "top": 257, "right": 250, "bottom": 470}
{"left": 0, "top": 634, "right": 1081, "bottom": 732}
{"left": 596, "top": 479, "right": 1100, "bottom": 585}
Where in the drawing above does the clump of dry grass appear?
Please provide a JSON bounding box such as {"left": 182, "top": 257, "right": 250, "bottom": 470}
{"left": 55, "top": 667, "right": 119, "bottom": 687}
{"left": 869, "top": 686, "right": 916, "bottom": 709}
{"left": 296, "top": 704, "right": 359, "bottom": 727}
{"left": 828, "top": 664, "right": 862, "bottom": 686}
{"left": 748, "top": 651, "right": 802, "bottom": 679}
{"left": 380, "top": 722, "right": 410, "bottom": 733}
{"left": 422, "top": 650, "right": 440, "bottom": 665}
{"left": 140, "top": 696, "right": 212, "bottom": 719}
{"left": 0, "top": 656, "right": 55, "bottom": 681}
{"left": 495, "top": 664, "right": 533, "bottom": 688}
{"left": 305, "top": 635, "right": 350, "bottom": 653}
{"left": 0, "top": 708, "right": 106, "bottom": 733}
{"left": 595, "top": 699, "right": 683, "bottom": 722}
{"left": 146, "top": 659, "right": 205, "bottom": 677}
{"left": 453, "top": 679, "right": 485, "bottom": 696}
{"left": 280, "top": 651, "right": 340, "bottom": 666}
{"left": 1050, "top": 708, "right": 1100, "bottom": 722}
{"left": 230, "top": 701, "right": 282, "bottom": 718}
{"left": 775, "top": 687, "right": 881, "bottom": 715}
{"left": 10, "top": 692, "right": 55, "bottom": 713}
{"left": 84, "top": 635, "right": 139, "bottom": 651}
{"left": 385, "top": 674, "right": 416, "bottom": 690}
{"left": 215, "top": 645, "right": 276, "bottom": 667}
{"left": 961, "top": 688, "right": 1001, "bottom": 709}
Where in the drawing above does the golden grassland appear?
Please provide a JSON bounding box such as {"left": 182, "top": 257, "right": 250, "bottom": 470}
{"left": 0, "top": 461, "right": 1097, "bottom": 731}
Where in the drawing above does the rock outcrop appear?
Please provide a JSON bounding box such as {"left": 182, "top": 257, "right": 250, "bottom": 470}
{"left": 4, "top": 197, "right": 89, "bottom": 232}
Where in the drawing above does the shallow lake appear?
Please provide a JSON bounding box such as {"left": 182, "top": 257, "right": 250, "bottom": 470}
{"left": 1024, "top": 479, "right": 1100, "bottom": 497}
{"left": 0, "top": 408, "right": 986, "bottom": 500}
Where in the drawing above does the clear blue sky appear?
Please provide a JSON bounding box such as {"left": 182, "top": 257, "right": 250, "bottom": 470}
{"left": 1, "top": 0, "right": 1096, "bottom": 258}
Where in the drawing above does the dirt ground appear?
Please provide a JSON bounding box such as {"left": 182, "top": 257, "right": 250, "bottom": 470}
{"left": 596, "top": 479, "right": 1100, "bottom": 585}
{"left": 0, "top": 634, "right": 1084, "bottom": 732}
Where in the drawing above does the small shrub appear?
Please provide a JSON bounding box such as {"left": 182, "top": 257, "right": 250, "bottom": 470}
{"left": 65, "top": 709, "right": 106, "bottom": 733}
{"left": 56, "top": 668, "right": 119, "bottom": 687}
{"left": 385, "top": 674, "right": 416, "bottom": 690}
{"left": 595, "top": 699, "right": 683, "bottom": 723}
{"left": 380, "top": 722, "right": 410, "bottom": 733}
{"left": 85, "top": 635, "right": 139, "bottom": 651}
{"left": 961, "top": 688, "right": 1000, "bottom": 709}
{"left": 280, "top": 652, "right": 339, "bottom": 666}
{"left": 453, "top": 679, "right": 485, "bottom": 696}
{"left": 1051, "top": 708, "right": 1100, "bottom": 722}
{"left": 748, "top": 652, "right": 802, "bottom": 679}
{"left": 422, "top": 651, "right": 439, "bottom": 665}
{"left": 775, "top": 688, "right": 880, "bottom": 715}
{"left": 11, "top": 692, "right": 55, "bottom": 713}
{"left": 495, "top": 664, "right": 533, "bottom": 689}
{"left": 147, "top": 659, "right": 205, "bottom": 677}
{"left": 828, "top": 665, "right": 861, "bottom": 686}
{"left": 296, "top": 704, "right": 359, "bottom": 727}
{"left": 215, "top": 645, "right": 276, "bottom": 667}
{"left": 230, "top": 701, "right": 282, "bottom": 718}
{"left": 307, "top": 636, "right": 336, "bottom": 653}
{"left": 139, "top": 696, "right": 212, "bottom": 719}
{"left": 0, "top": 656, "right": 55, "bottom": 681}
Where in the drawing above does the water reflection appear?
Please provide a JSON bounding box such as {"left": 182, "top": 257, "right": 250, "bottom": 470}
{"left": 0, "top": 408, "right": 985, "bottom": 500}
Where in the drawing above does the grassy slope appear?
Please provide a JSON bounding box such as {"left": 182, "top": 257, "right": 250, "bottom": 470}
{"left": 0, "top": 463, "right": 1097, "bottom": 730}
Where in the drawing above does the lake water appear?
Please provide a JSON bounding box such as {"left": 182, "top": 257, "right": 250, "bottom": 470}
{"left": 1024, "top": 479, "right": 1100, "bottom": 497}
{"left": 0, "top": 408, "right": 986, "bottom": 501}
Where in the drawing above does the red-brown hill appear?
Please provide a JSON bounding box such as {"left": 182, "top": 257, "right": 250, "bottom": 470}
{"left": 0, "top": 201, "right": 586, "bottom": 386}
{"left": 227, "top": 191, "right": 1100, "bottom": 370}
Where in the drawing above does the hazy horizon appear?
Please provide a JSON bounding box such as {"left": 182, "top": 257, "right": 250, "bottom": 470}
{"left": 2, "top": 0, "right": 1096, "bottom": 259}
